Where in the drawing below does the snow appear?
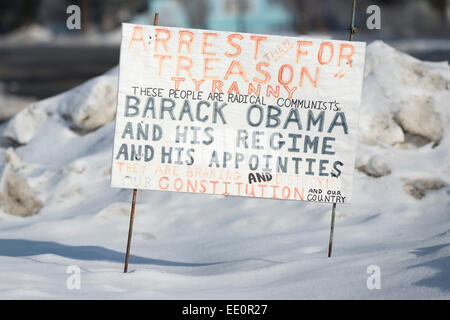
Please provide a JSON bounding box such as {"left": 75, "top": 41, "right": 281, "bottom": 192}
{"left": 2, "top": 68, "right": 118, "bottom": 144}
{"left": 0, "top": 41, "right": 449, "bottom": 299}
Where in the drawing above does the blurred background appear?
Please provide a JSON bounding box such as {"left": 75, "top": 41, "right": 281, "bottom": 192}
{"left": 0, "top": 0, "right": 449, "bottom": 122}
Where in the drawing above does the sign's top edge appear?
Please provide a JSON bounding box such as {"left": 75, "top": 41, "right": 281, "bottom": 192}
{"left": 120, "top": 22, "right": 367, "bottom": 47}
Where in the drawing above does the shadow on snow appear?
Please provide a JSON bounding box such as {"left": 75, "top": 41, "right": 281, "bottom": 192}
{"left": 409, "top": 244, "right": 450, "bottom": 292}
{"left": 0, "top": 238, "right": 222, "bottom": 267}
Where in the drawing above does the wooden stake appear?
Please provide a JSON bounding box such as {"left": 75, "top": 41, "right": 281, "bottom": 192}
{"left": 123, "top": 13, "right": 159, "bottom": 273}
{"left": 124, "top": 188, "right": 137, "bottom": 273}
{"left": 349, "top": 0, "right": 357, "bottom": 41}
{"left": 328, "top": 202, "right": 337, "bottom": 257}
{"left": 328, "top": 0, "right": 357, "bottom": 258}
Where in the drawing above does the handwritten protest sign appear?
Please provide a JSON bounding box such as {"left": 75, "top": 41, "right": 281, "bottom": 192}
{"left": 111, "top": 23, "right": 366, "bottom": 203}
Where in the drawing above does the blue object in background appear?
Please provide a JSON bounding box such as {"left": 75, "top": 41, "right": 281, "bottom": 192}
{"left": 134, "top": 0, "right": 293, "bottom": 34}
{"left": 206, "top": 0, "right": 293, "bottom": 34}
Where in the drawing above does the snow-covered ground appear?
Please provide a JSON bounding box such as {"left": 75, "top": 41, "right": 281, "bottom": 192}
{"left": 0, "top": 41, "right": 448, "bottom": 299}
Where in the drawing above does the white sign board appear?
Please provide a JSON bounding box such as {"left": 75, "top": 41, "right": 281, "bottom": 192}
{"left": 111, "top": 23, "right": 366, "bottom": 203}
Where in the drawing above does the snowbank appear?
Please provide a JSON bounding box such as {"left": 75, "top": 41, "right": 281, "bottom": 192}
{"left": 2, "top": 67, "right": 118, "bottom": 144}
{"left": 0, "top": 41, "right": 448, "bottom": 299}
{"left": 361, "top": 41, "right": 449, "bottom": 148}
